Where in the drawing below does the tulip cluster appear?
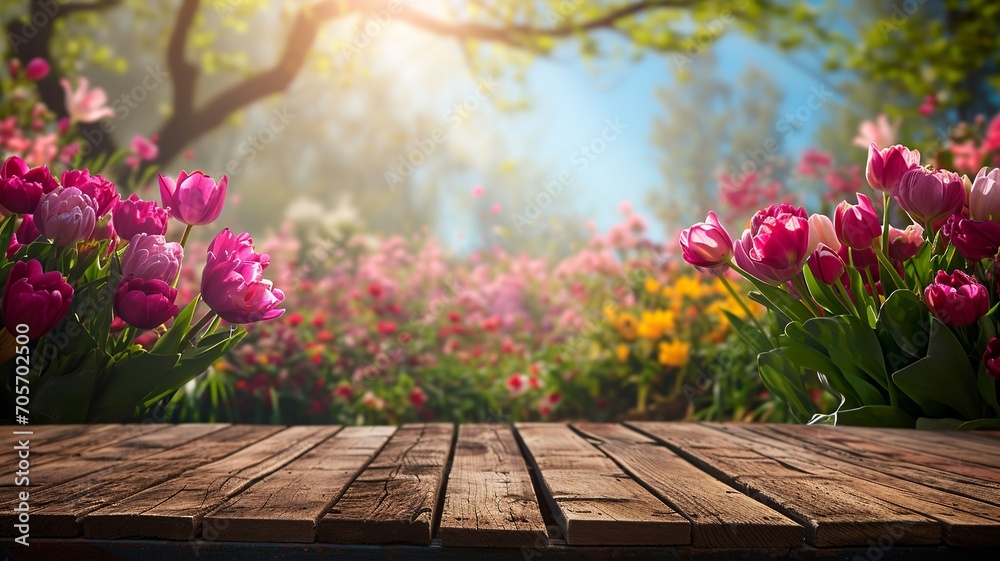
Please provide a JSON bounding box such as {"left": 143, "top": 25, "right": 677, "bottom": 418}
{"left": 680, "top": 136, "right": 1000, "bottom": 428}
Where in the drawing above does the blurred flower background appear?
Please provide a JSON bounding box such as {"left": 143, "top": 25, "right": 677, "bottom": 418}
{"left": 1, "top": 0, "right": 997, "bottom": 423}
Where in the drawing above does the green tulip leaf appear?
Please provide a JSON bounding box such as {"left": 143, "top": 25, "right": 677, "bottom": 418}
{"left": 802, "top": 266, "right": 849, "bottom": 316}
{"left": 152, "top": 296, "right": 201, "bottom": 355}
{"left": 815, "top": 404, "right": 915, "bottom": 428}
{"left": 30, "top": 351, "right": 101, "bottom": 423}
{"left": 877, "top": 289, "right": 929, "bottom": 358}
{"left": 892, "top": 319, "right": 980, "bottom": 420}
{"left": 721, "top": 310, "right": 771, "bottom": 354}
{"left": 87, "top": 350, "right": 180, "bottom": 422}
{"left": 758, "top": 348, "right": 815, "bottom": 423}
{"left": 956, "top": 418, "right": 1000, "bottom": 431}
{"left": 743, "top": 276, "right": 814, "bottom": 323}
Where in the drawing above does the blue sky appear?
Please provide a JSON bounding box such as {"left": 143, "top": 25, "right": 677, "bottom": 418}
{"left": 479, "top": 30, "right": 835, "bottom": 237}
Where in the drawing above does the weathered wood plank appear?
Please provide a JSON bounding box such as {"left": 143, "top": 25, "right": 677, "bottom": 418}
{"left": 573, "top": 423, "right": 803, "bottom": 548}
{"left": 437, "top": 424, "right": 548, "bottom": 548}
{"left": 836, "top": 426, "right": 1000, "bottom": 469}
{"left": 515, "top": 423, "right": 689, "bottom": 546}
{"left": 81, "top": 426, "right": 339, "bottom": 540}
{"left": 630, "top": 422, "right": 940, "bottom": 547}
{"left": 767, "top": 425, "right": 1000, "bottom": 504}
{"left": 28, "top": 425, "right": 283, "bottom": 537}
{"left": 203, "top": 426, "right": 396, "bottom": 543}
{"left": 719, "top": 423, "right": 1000, "bottom": 546}
{"left": 316, "top": 424, "right": 454, "bottom": 546}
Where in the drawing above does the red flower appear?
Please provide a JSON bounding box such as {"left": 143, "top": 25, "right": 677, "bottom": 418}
{"left": 529, "top": 376, "right": 542, "bottom": 390}
{"left": 409, "top": 388, "right": 427, "bottom": 408}
{"left": 317, "top": 330, "right": 334, "bottom": 343}
{"left": 448, "top": 311, "right": 463, "bottom": 323}
{"left": 400, "top": 332, "right": 411, "bottom": 343}
{"left": 311, "top": 353, "right": 323, "bottom": 366}
{"left": 529, "top": 363, "right": 540, "bottom": 375}
{"left": 377, "top": 321, "right": 396, "bottom": 335}
{"left": 333, "top": 385, "right": 354, "bottom": 400}
{"left": 312, "top": 314, "right": 325, "bottom": 328}
{"left": 287, "top": 312, "right": 303, "bottom": 327}
{"left": 547, "top": 392, "right": 561, "bottom": 405}
{"left": 367, "top": 283, "right": 383, "bottom": 298}
{"left": 507, "top": 374, "right": 526, "bottom": 393}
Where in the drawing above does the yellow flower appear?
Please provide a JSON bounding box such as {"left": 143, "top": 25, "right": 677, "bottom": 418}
{"left": 637, "top": 309, "right": 675, "bottom": 340}
{"left": 658, "top": 340, "right": 691, "bottom": 368}
{"left": 615, "top": 344, "right": 630, "bottom": 362}
{"left": 614, "top": 312, "right": 639, "bottom": 340}
{"left": 644, "top": 277, "right": 661, "bottom": 294}
{"left": 707, "top": 313, "right": 730, "bottom": 343}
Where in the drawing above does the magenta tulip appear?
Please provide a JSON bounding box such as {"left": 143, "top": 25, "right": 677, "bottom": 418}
{"left": 2, "top": 259, "right": 73, "bottom": 339}
{"left": 0, "top": 156, "right": 58, "bottom": 214}
{"left": 201, "top": 229, "right": 284, "bottom": 323}
{"left": 923, "top": 270, "right": 989, "bottom": 327}
{"left": 983, "top": 338, "right": 1000, "bottom": 381}
{"left": 680, "top": 211, "right": 733, "bottom": 269}
{"left": 159, "top": 170, "right": 227, "bottom": 225}
{"left": 951, "top": 219, "right": 1000, "bottom": 261}
{"left": 61, "top": 169, "right": 119, "bottom": 217}
{"left": 112, "top": 194, "right": 170, "bottom": 240}
{"left": 838, "top": 244, "right": 880, "bottom": 283}
{"left": 835, "top": 193, "right": 881, "bottom": 250}
{"left": 969, "top": 167, "right": 1000, "bottom": 222}
{"left": 887, "top": 224, "right": 924, "bottom": 262}
{"left": 121, "top": 234, "right": 183, "bottom": 284}
{"left": 895, "top": 168, "right": 966, "bottom": 232}
{"left": 808, "top": 243, "right": 845, "bottom": 284}
{"left": 34, "top": 187, "right": 98, "bottom": 246}
{"left": 733, "top": 204, "right": 811, "bottom": 285}
{"left": 114, "top": 276, "right": 179, "bottom": 330}
{"left": 24, "top": 58, "right": 49, "bottom": 81}
{"left": 865, "top": 143, "right": 921, "bottom": 193}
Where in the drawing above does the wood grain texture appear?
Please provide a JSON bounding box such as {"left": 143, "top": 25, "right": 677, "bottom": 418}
{"left": 836, "top": 425, "right": 1000, "bottom": 469}
{"left": 720, "top": 423, "right": 1000, "bottom": 546}
{"left": 437, "top": 424, "right": 548, "bottom": 548}
{"left": 573, "top": 423, "right": 804, "bottom": 548}
{"left": 515, "top": 423, "right": 690, "bottom": 546}
{"left": 317, "top": 424, "right": 454, "bottom": 546}
{"left": 29, "top": 425, "right": 283, "bottom": 537}
{"left": 630, "top": 422, "right": 940, "bottom": 547}
{"left": 203, "top": 426, "right": 396, "bottom": 543}
{"left": 81, "top": 426, "right": 339, "bottom": 540}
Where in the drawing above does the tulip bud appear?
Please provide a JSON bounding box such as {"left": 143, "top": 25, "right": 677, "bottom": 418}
{"left": 834, "top": 193, "right": 881, "bottom": 250}
{"left": 866, "top": 143, "right": 921, "bottom": 193}
{"left": 159, "top": 171, "right": 227, "bottom": 225}
{"left": 969, "top": 167, "right": 1000, "bottom": 222}
{"left": 808, "top": 213, "right": 840, "bottom": 253}
{"left": 121, "top": 234, "right": 183, "bottom": 284}
{"left": 808, "top": 243, "right": 845, "bottom": 284}
{"left": 2, "top": 259, "right": 74, "bottom": 339}
{"left": 0, "top": 156, "right": 58, "bottom": 214}
{"left": 680, "top": 211, "right": 733, "bottom": 270}
{"left": 951, "top": 219, "right": 1000, "bottom": 261}
{"left": 8, "top": 58, "right": 20, "bottom": 78}
{"left": 113, "top": 194, "right": 170, "bottom": 240}
{"left": 733, "top": 204, "right": 811, "bottom": 285}
{"left": 983, "top": 338, "right": 1000, "bottom": 381}
{"left": 34, "top": 187, "right": 98, "bottom": 246}
{"left": 24, "top": 58, "right": 49, "bottom": 81}
{"left": 895, "top": 168, "right": 966, "bottom": 232}
{"left": 114, "top": 276, "right": 179, "bottom": 330}
{"left": 887, "top": 224, "right": 924, "bottom": 262}
{"left": 923, "top": 269, "right": 989, "bottom": 327}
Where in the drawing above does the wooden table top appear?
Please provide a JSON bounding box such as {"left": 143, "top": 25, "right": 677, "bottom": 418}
{"left": 2, "top": 422, "right": 999, "bottom": 559}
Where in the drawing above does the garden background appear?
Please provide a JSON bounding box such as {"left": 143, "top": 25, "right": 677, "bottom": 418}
{"left": 1, "top": 0, "right": 998, "bottom": 425}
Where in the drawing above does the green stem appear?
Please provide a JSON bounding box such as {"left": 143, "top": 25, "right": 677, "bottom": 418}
{"left": 637, "top": 382, "right": 649, "bottom": 414}
{"left": 719, "top": 274, "right": 770, "bottom": 337}
{"left": 834, "top": 280, "right": 861, "bottom": 318}
{"left": 791, "top": 274, "right": 823, "bottom": 316}
{"left": 179, "top": 224, "right": 194, "bottom": 248}
{"left": 181, "top": 310, "right": 218, "bottom": 349}
{"left": 881, "top": 192, "right": 891, "bottom": 256}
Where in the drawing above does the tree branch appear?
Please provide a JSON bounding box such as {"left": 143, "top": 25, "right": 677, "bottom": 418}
{"left": 167, "top": 0, "right": 201, "bottom": 118}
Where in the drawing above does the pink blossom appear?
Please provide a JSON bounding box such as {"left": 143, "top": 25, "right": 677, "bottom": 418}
{"left": 60, "top": 76, "right": 114, "bottom": 123}
{"left": 853, "top": 114, "right": 899, "bottom": 149}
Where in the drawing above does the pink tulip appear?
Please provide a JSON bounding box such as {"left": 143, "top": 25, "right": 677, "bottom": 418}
{"left": 733, "top": 204, "right": 811, "bottom": 284}
{"left": 121, "top": 234, "right": 183, "bottom": 284}
{"left": 983, "top": 338, "right": 1000, "bottom": 381}
{"left": 33, "top": 187, "right": 97, "bottom": 246}
{"left": 679, "top": 211, "right": 733, "bottom": 270}
{"left": 895, "top": 168, "right": 965, "bottom": 232}
{"left": 7, "top": 214, "right": 41, "bottom": 257}
{"left": 61, "top": 169, "right": 119, "bottom": 217}
{"left": 112, "top": 194, "right": 169, "bottom": 240}
{"left": 808, "top": 243, "right": 845, "bottom": 284}
{"left": 865, "top": 143, "right": 921, "bottom": 193}
{"left": 158, "top": 170, "right": 228, "bottom": 225}
{"left": 924, "top": 270, "right": 989, "bottom": 327}
{"left": 2, "top": 259, "right": 73, "bottom": 339}
{"left": 834, "top": 193, "right": 881, "bottom": 250}
{"left": 969, "top": 167, "right": 1000, "bottom": 222}
{"left": 807, "top": 213, "right": 841, "bottom": 253}
{"left": 201, "top": 229, "right": 285, "bottom": 324}
{"left": 24, "top": 58, "right": 49, "bottom": 81}
{"left": 114, "top": 276, "right": 179, "bottom": 330}
{"left": 951, "top": 219, "right": 1000, "bottom": 261}
{"left": 853, "top": 115, "right": 898, "bottom": 149}
{"left": 59, "top": 76, "right": 115, "bottom": 123}
{"left": 887, "top": 224, "right": 924, "bottom": 262}
{"left": 0, "top": 156, "right": 58, "bottom": 214}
